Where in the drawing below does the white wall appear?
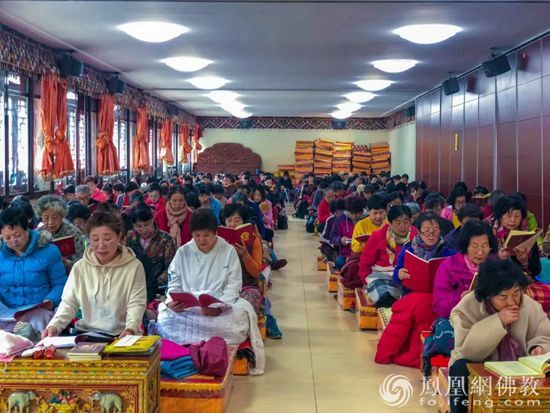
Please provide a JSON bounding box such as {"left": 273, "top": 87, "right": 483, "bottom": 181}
{"left": 388, "top": 122, "right": 416, "bottom": 180}
{"left": 201, "top": 125, "right": 415, "bottom": 175}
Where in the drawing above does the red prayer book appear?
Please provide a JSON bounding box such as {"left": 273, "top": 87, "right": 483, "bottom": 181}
{"left": 216, "top": 223, "right": 255, "bottom": 247}
{"left": 169, "top": 292, "right": 231, "bottom": 311}
{"left": 355, "top": 234, "right": 370, "bottom": 243}
{"left": 52, "top": 236, "right": 76, "bottom": 257}
{"left": 402, "top": 250, "right": 446, "bottom": 293}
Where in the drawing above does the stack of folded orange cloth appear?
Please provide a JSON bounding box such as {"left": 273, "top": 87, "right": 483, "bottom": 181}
{"left": 370, "top": 142, "right": 391, "bottom": 173}
{"left": 332, "top": 141, "right": 353, "bottom": 173}
{"left": 352, "top": 144, "right": 372, "bottom": 173}
{"left": 295, "top": 141, "right": 314, "bottom": 175}
{"left": 314, "top": 139, "right": 333, "bottom": 175}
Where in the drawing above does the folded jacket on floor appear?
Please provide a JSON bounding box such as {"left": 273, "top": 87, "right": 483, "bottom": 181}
{"left": 160, "top": 356, "right": 198, "bottom": 379}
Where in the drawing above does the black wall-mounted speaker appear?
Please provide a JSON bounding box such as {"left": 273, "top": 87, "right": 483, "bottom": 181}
{"left": 108, "top": 77, "right": 126, "bottom": 95}
{"left": 405, "top": 106, "right": 415, "bottom": 117}
{"left": 482, "top": 54, "right": 511, "bottom": 78}
{"left": 58, "top": 55, "right": 83, "bottom": 78}
{"left": 331, "top": 119, "right": 346, "bottom": 129}
{"left": 167, "top": 106, "right": 180, "bottom": 116}
{"left": 239, "top": 119, "right": 253, "bottom": 129}
{"left": 442, "top": 77, "right": 460, "bottom": 95}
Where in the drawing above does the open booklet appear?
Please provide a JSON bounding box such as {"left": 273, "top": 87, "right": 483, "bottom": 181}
{"left": 485, "top": 353, "right": 550, "bottom": 378}
{"left": 402, "top": 250, "right": 446, "bottom": 293}
{"left": 503, "top": 229, "right": 542, "bottom": 253}
{"left": 169, "top": 292, "right": 231, "bottom": 311}
{"left": 52, "top": 235, "right": 76, "bottom": 257}
{"left": 0, "top": 301, "right": 50, "bottom": 322}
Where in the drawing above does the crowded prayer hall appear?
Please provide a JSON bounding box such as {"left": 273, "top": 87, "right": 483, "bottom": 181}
{"left": 1, "top": 1, "right": 550, "bottom": 412}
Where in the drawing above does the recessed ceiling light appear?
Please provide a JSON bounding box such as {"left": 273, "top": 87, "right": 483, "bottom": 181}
{"left": 337, "top": 102, "right": 361, "bottom": 112}
{"left": 207, "top": 91, "right": 240, "bottom": 103}
{"left": 354, "top": 80, "right": 392, "bottom": 92}
{"left": 161, "top": 57, "right": 212, "bottom": 72}
{"left": 345, "top": 91, "right": 377, "bottom": 103}
{"left": 393, "top": 24, "right": 462, "bottom": 45}
{"left": 188, "top": 76, "right": 229, "bottom": 90}
{"left": 221, "top": 101, "right": 246, "bottom": 112}
{"left": 372, "top": 59, "right": 418, "bottom": 73}
{"left": 118, "top": 21, "right": 188, "bottom": 43}
{"left": 331, "top": 110, "right": 352, "bottom": 120}
{"left": 232, "top": 110, "right": 252, "bottom": 119}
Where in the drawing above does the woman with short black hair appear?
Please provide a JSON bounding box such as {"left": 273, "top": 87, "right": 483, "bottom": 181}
{"left": 157, "top": 208, "right": 265, "bottom": 374}
{"left": 433, "top": 221, "right": 498, "bottom": 319}
{"left": 448, "top": 259, "right": 550, "bottom": 413}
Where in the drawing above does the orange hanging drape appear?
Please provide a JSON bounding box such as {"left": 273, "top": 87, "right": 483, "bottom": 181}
{"left": 96, "top": 94, "right": 120, "bottom": 176}
{"left": 159, "top": 118, "right": 174, "bottom": 165}
{"left": 39, "top": 74, "right": 58, "bottom": 180}
{"left": 193, "top": 123, "right": 203, "bottom": 151}
{"left": 53, "top": 78, "right": 75, "bottom": 178}
{"left": 133, "top": 107, "right": 150, "bottom": 171}
{"left": 179, "top": 123, "right": 192, "bottom": 162}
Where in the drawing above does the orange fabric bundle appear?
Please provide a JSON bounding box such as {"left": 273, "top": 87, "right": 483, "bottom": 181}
{"left": 133, "top": 106, "right": 149, "bottom": 171}
{"left": 160, "top": 118, "right": 175, "bottom": 165}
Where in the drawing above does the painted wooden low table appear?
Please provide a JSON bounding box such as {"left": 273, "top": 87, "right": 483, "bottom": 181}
{"left": 336, "top": 277, "right": 355, "bottom": 310}
{"left": 0, "top": 347, "right": 160, "bottom": 413}
{"left": 326, "top": 262, "right": 339, "bottom": 292}
{"left": 467, "top": 363, "right": 550, "bottom": 412}
{"left": 354, "top": 288, "right": 378, "bottom": 330}
{"left": 160, "top": 347, "right": 236, "bottom": 413}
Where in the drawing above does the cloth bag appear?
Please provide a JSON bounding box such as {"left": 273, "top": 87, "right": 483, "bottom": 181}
{"left": 189, "top": 336, "right": 228, "bottom": 377}
{"left": 0, "top": 331, "right": 34, "bottom": 357}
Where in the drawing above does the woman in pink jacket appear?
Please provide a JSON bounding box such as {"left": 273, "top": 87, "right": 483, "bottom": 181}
{"left": 433, "top": 220, "right": 498, "bottom": 318}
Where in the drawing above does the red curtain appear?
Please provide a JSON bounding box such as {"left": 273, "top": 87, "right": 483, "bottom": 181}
{"left": 133, "top": 107, "right": 149, "bottom": 171}
{"left": 96, "top": 94, "right": 120, "bottom": 175}
{"left": 159, "top": 118, "right": 174, "bottom": 165}
{"left": 53, "top": 78, "right": 75, "bottom": 178}
{"left": 39, "top": 74, "right": 58, "bottom": 180}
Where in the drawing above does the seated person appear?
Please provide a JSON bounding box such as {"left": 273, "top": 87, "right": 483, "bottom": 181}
{"left": 420, "top": 193, "right": 455, "bottom": 236}
{"left": 394, "top": 212, "right": 456, "bottom": 289}
{"left": 154, "top": 185, "right": 193, "bottom": 248}
{"left": 319, "top": 199, "right": 345, "bottom": 263}
{"left": 67, "top": 202, "right": 91, "bottom": 234}
{"left": 330, "top": 196, "right": 366, "bottom": 269}
{"left": 198, "top": 185, "right": 222, "bottom": 225}
{"left": 351, "top": 194, "right": 388, "bottom": 255}
{"left": 440, "top": 187, "right": 468, "bottom": 229}
{"left": 251, "top": 186, "right": 274, "bottom": 230}
{"left": 127, "top": 206, "right": 176, "bottom": 288}
{"left": 543, "top": 224, "right": 550, "bottom": 258}
{"left": 75, "top": 184, "right": 100, "bottom": 211}
{"left": 359, "top": 205, "right": 417, "bottom": 306}
{"left": 157, "top": 209, "right": 265, "bottom": 375}
{"left": 404, "top": 201, "right": 421, "bottom": 222}
{"left": 316, "top": 187, "right": 335, "bottom": 233}
{"left": 0, "top": 208, "right": 67, "bottom": 334}
{"left": 36, "top": 195, "right": 86, "bottom": 273}
{"left": 63, "top": 185, "right": 76, "bottom": 203}
{"left": 43, "top": 211, "right": 147, "bottom": 338}
{"left": 448, "top": 259, "right": 550, "bottom": 413}
{"left": 434, "top": 221, "right": 498, "bottom": 319}
{"left": 443, "top": 204, "right": 484, "bottom": 251}
{"left": 145, "top": 183, "right": 165, "bottom": 213}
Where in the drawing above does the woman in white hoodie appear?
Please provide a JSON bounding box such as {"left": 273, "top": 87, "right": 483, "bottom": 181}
{"left": 43, "top": 211, "right": 147, "bottom": 338}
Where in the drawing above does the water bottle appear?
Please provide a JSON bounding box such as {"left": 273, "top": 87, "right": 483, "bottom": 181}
{"left": 147, "top": 320, "right": 157, "bottom": 336}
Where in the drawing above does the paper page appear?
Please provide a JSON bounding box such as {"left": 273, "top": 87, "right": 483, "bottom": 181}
{"left": 37, "top": 336, "right": 77, "bottom": 348}
{"left": 518, "top": 353, "right": 550, "bottom": 374}
{"left": 485, "top": 361, "right": 540, "bottom": 377}
{"left": 113, "top": 335, "right": 141, "bottom": 347}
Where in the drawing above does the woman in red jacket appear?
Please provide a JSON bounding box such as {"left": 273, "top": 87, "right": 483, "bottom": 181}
{"left": 154, "top": 186, "right": 192, "bottom": 248}
{"left": 358, "top": 205, "right": 417, "bottom": 307}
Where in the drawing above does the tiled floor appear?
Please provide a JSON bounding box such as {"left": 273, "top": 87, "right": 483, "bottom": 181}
{"left": 226, "top": 216, "right": 437, "bottom": 413}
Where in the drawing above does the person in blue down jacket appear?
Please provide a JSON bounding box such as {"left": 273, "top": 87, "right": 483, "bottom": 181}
{"left": 0, "top": 208, "right": 67, "bottom": 334}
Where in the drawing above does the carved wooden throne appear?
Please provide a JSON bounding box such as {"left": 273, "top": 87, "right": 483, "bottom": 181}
{"left": 193, "top": 143, "right": 262, "bottom": 175}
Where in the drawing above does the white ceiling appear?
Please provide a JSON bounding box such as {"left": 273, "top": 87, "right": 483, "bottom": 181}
{"left": 1, "top": 1, "right": 549, "bottom": 118}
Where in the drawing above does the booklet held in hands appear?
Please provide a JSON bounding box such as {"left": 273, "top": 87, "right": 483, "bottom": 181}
{"left": 403, "top": 250, "right": 446, "bottom": 293}
{"left": 169, "top": 292, "right": 231, "bottom": 311}
{"left": 216, "top": 223, "right": 255, "bottom": 247}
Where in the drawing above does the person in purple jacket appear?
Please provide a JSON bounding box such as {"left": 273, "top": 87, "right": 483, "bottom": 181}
{"left": 433, "top": 220, "right": 498, "bottom": 319}
{"left": 330, "top": 196, "right": 365, "bottom": 269}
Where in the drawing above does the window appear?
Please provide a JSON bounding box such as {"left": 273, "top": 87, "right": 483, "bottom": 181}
{"left": 0, "top": 73, "right": 5, "bottom": 195}
{"left": 148, "top": 120, "right": 154, "bottom": 175}
{"left": 7, "top": 74, "right": 29, "bottom": 194}
{"left": 77, "top": 95, "right": 87, "bottom": 184}
{"left": 129, "top": 110, "right": 137, "bottom": 180}
{"left": 66, "top": 91, "right": 78, "bottom": 186}
{"left": 33, "top": 95, "right": 50, "bottom": 192}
